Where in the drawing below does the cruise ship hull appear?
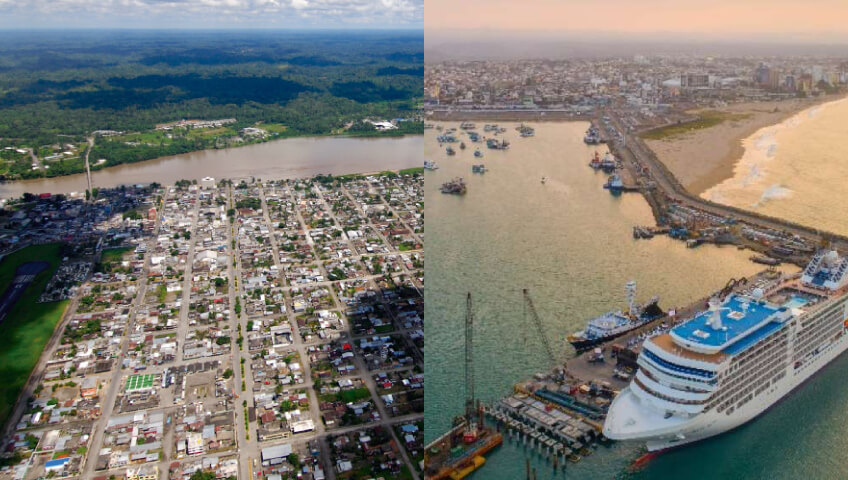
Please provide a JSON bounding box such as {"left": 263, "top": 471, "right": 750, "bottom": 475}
{"left": 607, "top": 327, "right": 848, "bottom": 451}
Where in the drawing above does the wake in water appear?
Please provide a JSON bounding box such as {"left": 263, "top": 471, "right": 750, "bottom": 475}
{"left": 752, "top": 184, "right": 793, "bottom": 208}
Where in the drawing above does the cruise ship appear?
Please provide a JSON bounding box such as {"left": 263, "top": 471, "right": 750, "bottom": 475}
{"left": 604, "top": 250, "right": 848, "bottom": 451}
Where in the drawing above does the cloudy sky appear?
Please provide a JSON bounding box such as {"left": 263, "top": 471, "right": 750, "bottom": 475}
{"left": 0, "top": 0, "right": 422, "bottom": 28}
{"left": 426, "top": 0, "right": 848, "bottom": 42}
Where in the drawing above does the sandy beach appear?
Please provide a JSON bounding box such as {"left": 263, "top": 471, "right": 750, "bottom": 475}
{"left": 644, "top": 95, "right": 845, "bottom": 195}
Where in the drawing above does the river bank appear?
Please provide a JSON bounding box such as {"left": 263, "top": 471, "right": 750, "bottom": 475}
{"left": 0, "top": 134, "right": 423, "bottom": 198}
{"left": 644, "top": 93, "right": 845, "bottom": 195}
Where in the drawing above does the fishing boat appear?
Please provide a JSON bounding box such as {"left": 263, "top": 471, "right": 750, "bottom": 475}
{"left": 424, "top": 160, "right": 439, "bottom": 170}
{"left": 584, "top": 126, "right": 601, "bottom": 144}
{"left": 472, "top": 164, "right": 487, "bottom": 174}
{"left": 440, "top": 177, "right": 467, "bottom": 194}
{"left": 474, "top": 149, "right": 483, "bottom": 158}
{"left": 604, "top": 174, "right": 624, "bottom": 194}
{"left": 486, "top": 138, "right": 510, "bottom": 150}
{"left": 517, "top": 124, "right": 535, "bottom": 137}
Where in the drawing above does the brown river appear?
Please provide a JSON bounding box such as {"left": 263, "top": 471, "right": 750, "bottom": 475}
{"left": 0, "top": 135, "right": 422, "bottom": 197}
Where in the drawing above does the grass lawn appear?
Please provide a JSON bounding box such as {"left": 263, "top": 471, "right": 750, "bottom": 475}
{"left": 0, "top": 243, "right": 68, "bottom": 429}
{"left": 640, "top": 110, "right": 752, "bottom": 140}
{"left": 339, "top": 387, "right": 372, "bottom": 403}
{"left": 100, "top": 246, "right": 132, "bottom": 265}
{"left": 261, "top": 123, "right": 288, "bottom": 133}
{"left": 399, "top": 167, "right": 423, "bottom": 176}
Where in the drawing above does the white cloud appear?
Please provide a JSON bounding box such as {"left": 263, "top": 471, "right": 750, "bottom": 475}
{"left": 0, "top": 0, "right": 423, "bottom": 27}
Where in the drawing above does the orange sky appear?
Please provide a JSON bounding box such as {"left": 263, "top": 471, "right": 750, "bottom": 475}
{"left": 425, "top": 0, "right": 848, "bottom": 38}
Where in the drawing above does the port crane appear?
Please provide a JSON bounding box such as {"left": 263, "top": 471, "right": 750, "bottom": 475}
{"left": 523, "top": 288, "right": 558, "bottom": 368}
{"left": 463, "top": 292, "right": 482, "bottom": 442}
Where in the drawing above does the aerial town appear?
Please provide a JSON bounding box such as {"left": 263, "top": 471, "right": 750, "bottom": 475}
{"left": 0, "top": 170, "right": 424, "bottom": 480}
{"left": 425, "top": 56, "right": 848, "bottom": 124}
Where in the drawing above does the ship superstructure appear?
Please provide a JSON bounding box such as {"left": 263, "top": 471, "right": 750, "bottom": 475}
{"left": 568, "top": 281, "right": 663, "bottom": 351}
{"left": 604, "top": 250, "right": 848, "bottom": 451}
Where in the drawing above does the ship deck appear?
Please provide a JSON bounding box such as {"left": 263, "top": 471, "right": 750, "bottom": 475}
{"left": 669, "top": 294, "right": 786, "bottom": 352}
{"left": 647, "top": 333, "right": 727, "bottom": 364}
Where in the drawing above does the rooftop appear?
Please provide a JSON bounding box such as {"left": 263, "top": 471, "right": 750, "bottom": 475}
{"left": 670, "top": 294, "right": 788, "bottom": 354}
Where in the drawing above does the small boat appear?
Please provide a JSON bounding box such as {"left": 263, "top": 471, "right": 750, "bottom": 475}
{"left": 474, "top": 149, "right": 483, "bottom": 158}
{"left": 472, "top": 164, "right": 487, "bottom": 174}
{"left": 486, "top": 138, "right": 510, "bottom": 150}
{"left": 517, "top": 124, "right": 535, "bottom": 137}
{"left": 541, "top": 176, "right": 547, "bottom": 184}
{"left": 460, "top": 142, "right": 466, "bottom": 150}
{"left": 584, "top": 126, "right": 601, "bottom": 144}
{"left": 604, "top": 174, "right": 623, "bottom": 194}
{"left": 446, "top": 146, "right": 456, "bottom": 156}
{"left": 424, "top": 160, "right": 439, "bottom": 170}
{"left": 440, "top": 177, "right": 467, "bottom": 194}
{"left": 751, "top": 255, "right": 781, "bottom": 266}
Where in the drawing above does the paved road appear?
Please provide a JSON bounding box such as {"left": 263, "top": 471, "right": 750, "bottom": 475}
{"left": 81, "top": 187, "right": 171, "bottom": 477}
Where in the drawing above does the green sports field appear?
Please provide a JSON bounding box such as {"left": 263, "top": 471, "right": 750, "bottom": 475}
{"left": 0, "top": 243, "right": 68, "bottom": 430}
{"left": 125, "top": 374, "right": 155, "bottom": 391}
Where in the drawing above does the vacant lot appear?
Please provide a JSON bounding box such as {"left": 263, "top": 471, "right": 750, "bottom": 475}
{"left": 640, "top": 110, "right": 752, "bottom": 140}
{"left": 0, "top": 243, "right": 68, "bottom": 429}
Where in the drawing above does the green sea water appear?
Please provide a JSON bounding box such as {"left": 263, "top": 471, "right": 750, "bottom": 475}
{"left": 424, "top": 122, "right": 848, "bottom": 479}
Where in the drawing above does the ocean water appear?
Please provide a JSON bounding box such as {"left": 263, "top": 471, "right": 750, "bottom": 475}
{"left": 703, "top": 95, "right": 848, "bottom": 236}
{"left": 422, "top": 122, "right": 848, "bottom": 479}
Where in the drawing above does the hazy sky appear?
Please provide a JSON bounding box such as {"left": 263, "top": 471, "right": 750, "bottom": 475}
{"left": 0, "top": 0, "right": 423, "bottom": 29}
{"left": 426, "top": 0, "right": 848, "bottom": 42}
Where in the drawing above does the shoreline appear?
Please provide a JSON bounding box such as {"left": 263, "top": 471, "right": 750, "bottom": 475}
{"left": 428, "top": 110, "right": 591, "bottom": 122}
{"left": 2, "top": 130, "right": 423, "bottom": 186}
{"left": 644, "top": 93, "right": 847, "bottom": 196}
{"left": 0, "top": 135, "right": 423, "bottom": 198}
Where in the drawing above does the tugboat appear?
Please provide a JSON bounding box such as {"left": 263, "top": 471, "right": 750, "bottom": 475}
{"left": 472, "top": 164, "right": 487, "bottom": 174}
{"left": 567, "top": 281, "right": 663, "bottom": 351}
{"left": 474, "top": 149, "right": 483, "bottom": 158}
{"left": 440, "top": 177, "right": 467, "bottom": 194}
{"left": 424, "top": 160, "right": 439, "bottom": 170}
{"left": 604, "top": 174, "right": 624, "bottom": 194}
{"left": 446, "top": 146, "right": 456, "bottom": 156}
